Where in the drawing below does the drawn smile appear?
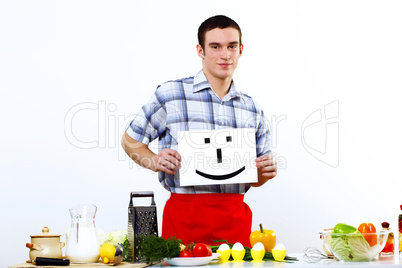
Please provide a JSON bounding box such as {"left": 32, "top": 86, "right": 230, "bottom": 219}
{"left": 195, "top": 166, "right": 246, "bottom": 180}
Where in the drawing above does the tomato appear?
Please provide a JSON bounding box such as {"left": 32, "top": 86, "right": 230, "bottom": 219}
{"left": 179, "top": 250, "right": 193, "bottom": 257}
{"left": 192, "top": 243, "right": 212, "bottom": 257}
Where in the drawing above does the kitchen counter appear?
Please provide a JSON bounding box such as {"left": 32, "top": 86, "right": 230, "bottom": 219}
{"left": 10, "top": 254, "right": 401, "bottom": 268}
{"left": 9, "top": 261, "right": 149, "bottom": 268}
{"left": 150, "top": 254, "right": 401, "bottom": 268}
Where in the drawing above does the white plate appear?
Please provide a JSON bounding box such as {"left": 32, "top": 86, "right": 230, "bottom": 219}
{"left": 164, "top": 253, "right": 220, "bottom": 266}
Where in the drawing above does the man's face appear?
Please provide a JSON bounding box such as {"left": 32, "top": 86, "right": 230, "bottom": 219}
{"left": 197, "top": 27, "right": 243, "bottom": 81}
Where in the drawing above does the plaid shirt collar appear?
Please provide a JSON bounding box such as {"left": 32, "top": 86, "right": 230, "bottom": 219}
{"left": 193, "top": 70, "right": 243, "bottom": 101}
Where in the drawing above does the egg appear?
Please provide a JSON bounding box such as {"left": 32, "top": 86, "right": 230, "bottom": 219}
{"left": 251, "top": 242, "right": 265, "bottom": 251}
{"left": 250, "top": 242, "right": 265, "bottom": 262}
{"left": 273, "top": 243, "right": 286, "bottom": 251}
{"left": 272, "top": 243, "right": 287, "bottom": 261}
{"left": 217, "top": 243, "right": 231, "bottom": 262}
{"left": 218, "top": 243, "right": 230, "bottom": 251}
{"left": 232, "top": 242, "right": 244, "bottom": 251}
{"left": 231, "top": 242, "right": 245, "bottom": 261}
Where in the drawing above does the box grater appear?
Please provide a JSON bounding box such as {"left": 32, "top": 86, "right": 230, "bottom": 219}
{"left": 127, "top": 191, "right": 158, "bottom": 262}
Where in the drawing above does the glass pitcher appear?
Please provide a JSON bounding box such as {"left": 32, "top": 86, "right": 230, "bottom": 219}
{"left": 65, "top": 204, "right": 100, "bottom": 262}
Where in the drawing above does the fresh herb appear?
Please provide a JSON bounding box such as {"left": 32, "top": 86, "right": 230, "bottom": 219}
{"left": 122, "top": 238, "right": 132, "bottom": 262}
{"left": 136, "top": 235, "right": 182, "bottom": 264}
{"left": 211, "top": 240, "right": 298, "bottom": 263}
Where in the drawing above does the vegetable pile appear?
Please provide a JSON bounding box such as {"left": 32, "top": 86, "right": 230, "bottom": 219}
{"left": 136, "top": 236, "right": 214, "bottom": 264}
{"left": 135, "top": 235, "right": 297, "bottom": 264}
{"left": 329, "top": 223, "right": 381, "bottom": 261}
{"left": 178, "top": 242, "right": 213, "bottom": 258}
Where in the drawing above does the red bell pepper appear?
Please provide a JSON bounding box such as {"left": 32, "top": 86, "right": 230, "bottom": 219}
{"left": 358, "top": 223, "right": 377, "bottom": 247}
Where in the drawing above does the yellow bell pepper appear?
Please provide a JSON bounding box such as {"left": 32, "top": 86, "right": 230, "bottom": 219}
{"left": 249, "top": 223, "right": 276, "bottom": 253}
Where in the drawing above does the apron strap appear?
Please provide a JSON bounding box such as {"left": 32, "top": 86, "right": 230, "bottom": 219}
{"left": 162, "top": 193, "right": 252, "bottom": 247}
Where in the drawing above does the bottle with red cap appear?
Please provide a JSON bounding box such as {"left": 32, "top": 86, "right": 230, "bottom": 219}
{"left": 380, "top": 222, "right": 394, "bottom": 255}
{"left": 399, "top": 204, "right": 402, "bottom": 257}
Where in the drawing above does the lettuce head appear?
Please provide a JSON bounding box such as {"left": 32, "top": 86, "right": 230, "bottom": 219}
{"left": 330, "top": 232, "right": 379, "bottom": 261}
{"left": 106, "top": 229, "right": 128, "bottom": 248}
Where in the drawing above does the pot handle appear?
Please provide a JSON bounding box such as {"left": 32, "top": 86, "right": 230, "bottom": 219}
{"left": 26, "top": 243, "right": 44, "bottom": 251}
{"left": 60, "top": 242, "right": 65, "bottom": 249}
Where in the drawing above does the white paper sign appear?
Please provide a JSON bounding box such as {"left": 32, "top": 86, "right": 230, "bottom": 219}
{"left": 178, "top": 128, "right": 258, "bottom": 186}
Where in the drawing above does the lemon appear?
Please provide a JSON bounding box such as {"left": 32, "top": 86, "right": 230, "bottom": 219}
{"left": 100, "top": 243, "right": 116, "bottom": 264}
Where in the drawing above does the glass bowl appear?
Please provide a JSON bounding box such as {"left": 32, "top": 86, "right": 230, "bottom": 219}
{"left": 319, "top": 230, "right": 389, "bottom": 261}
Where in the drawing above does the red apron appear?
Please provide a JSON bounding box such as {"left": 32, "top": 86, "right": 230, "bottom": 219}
{"left": 162, "top": 193, "right": 252, "bottom": 247}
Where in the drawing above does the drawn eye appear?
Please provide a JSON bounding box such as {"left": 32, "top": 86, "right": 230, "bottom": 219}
{"left": 226, "top": 136, "right": 232, "bottom": 142}
{"left": 204, "top": 138, "right": 210, "bottom": 144}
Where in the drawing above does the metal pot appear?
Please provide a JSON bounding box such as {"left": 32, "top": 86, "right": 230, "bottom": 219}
{"left": 26, "top": 227, "right": 65, "bottom": 262}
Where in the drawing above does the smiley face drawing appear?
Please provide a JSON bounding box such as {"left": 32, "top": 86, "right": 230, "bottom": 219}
{"left": 195, "top": 135, "right": 246, "bottom": 180}
{"left": 178, "top": 128, "right": 258, "bottom": 186}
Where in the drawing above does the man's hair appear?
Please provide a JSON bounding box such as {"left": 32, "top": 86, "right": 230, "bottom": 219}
{"left": 198, "top": 15, "right": 242, "bottom": 50}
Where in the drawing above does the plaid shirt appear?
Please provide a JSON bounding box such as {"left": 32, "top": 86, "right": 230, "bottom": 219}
{"left": 127, "top": 70, "right": 271, "bottom": 193}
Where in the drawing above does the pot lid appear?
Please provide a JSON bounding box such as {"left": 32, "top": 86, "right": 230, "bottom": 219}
{"left": 31, "top": 227, "right": 61, "bottom": 238}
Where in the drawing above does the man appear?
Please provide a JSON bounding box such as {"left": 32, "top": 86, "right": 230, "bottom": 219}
{"left": 121, "top": 15, "right": 277, "bottom": 247}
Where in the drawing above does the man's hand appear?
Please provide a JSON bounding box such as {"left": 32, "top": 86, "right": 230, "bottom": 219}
{"left": 151, "top": 148, "right": 182, "bottom": 175}
{"left": 251, "top": 154, "right": 277, "bottom": 187}
{"left": 121, "top": 133, "right": 181, "bottom": 175}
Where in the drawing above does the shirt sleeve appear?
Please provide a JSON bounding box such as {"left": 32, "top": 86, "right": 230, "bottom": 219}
{"left": 255, "top": 109, "right": 272, "bottom": 157}
{"left": 126, "top": 85, "right": 167, "bottom": 145}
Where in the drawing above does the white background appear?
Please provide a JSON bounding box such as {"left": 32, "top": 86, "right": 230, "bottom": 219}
{"left": 1, "top": 0, "right": 402, "bottom": 266}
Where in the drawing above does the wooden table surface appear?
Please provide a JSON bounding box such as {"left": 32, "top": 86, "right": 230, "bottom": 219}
{"left": 9, "top": 261, "right": 150, "bottom": 268}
